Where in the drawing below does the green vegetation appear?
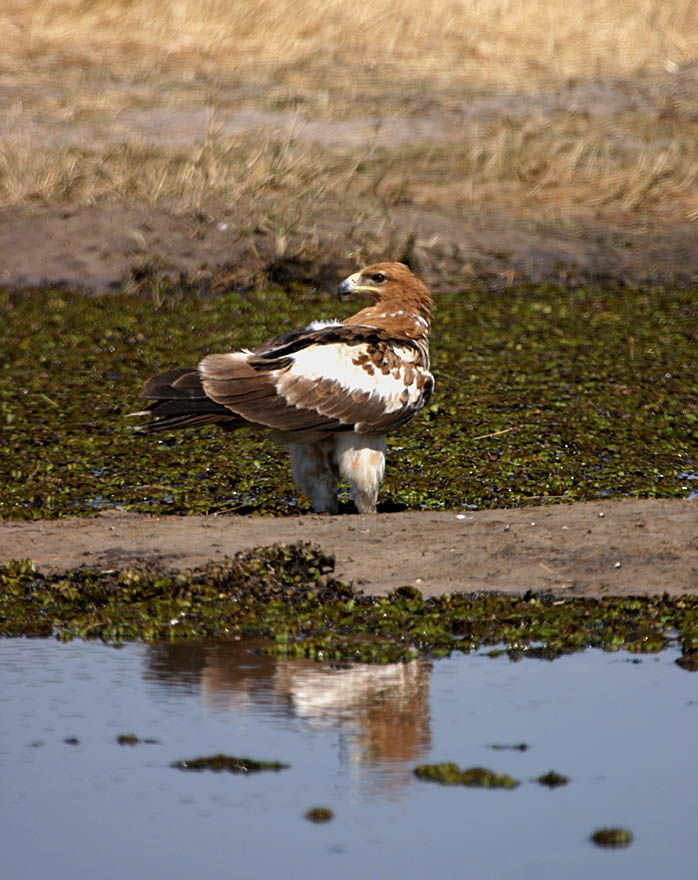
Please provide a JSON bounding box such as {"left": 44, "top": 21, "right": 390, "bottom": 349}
{"left": 171, "top": 754, "right": 289, "bottom": 773}
{"left": 1, "top": 282, "right": 696, "bottom": 519}
{"left": 305, "top": 807, "right": 334, "bottom": 823}
{"left": 590, "top": 828, "right": 634, "bottom": 848}
{"left": 1, "top": 545, "right": 696, "bottom": 669}
{"left": 117, "top": 733, "right": 159, "bottom": 746}
{"left": 414, "top": 763, "right": 519, "bottom": 789}
{"left": 536, "top": 771, "right": 570, "bottom": 788}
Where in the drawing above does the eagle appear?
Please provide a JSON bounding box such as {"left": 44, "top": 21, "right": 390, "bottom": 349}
{"left": 134, "top": 262, "right": 434, "bottom": 514}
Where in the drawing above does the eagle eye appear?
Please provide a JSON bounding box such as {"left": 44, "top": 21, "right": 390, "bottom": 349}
{"left": 370, "top": 273, "right": 386, "bottom": 283}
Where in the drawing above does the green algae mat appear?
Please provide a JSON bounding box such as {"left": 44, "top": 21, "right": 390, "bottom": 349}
{"left": 1, "top": 282, "right": 697, "bottom": 519}
{"left": 2, "top": 545, "right": 697, "bottom": 669}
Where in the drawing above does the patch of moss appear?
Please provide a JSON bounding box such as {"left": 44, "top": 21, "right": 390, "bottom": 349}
{"left": 676, "top": 651, "right": 698, "bottom": 672}
{"left": 1, "top": 545, "right": 697, "bottom": 668}
{"left": 414, "top": 763, "right": 519, "bottom": 789}
{"left": 536, "top": 771, "right": 569, "bottom": 788}
{"left": 117, "top": 733, "right": 159, "bottom": 746}
{"left": 171, "top": 754, "right": 289, "bottom": 773}
{"left": 590, "top": 828, "right": 634, "bottom": 848}
{"left": 1, "top": 282, "right": 696, "bottom": 519}
{"left": 305, "top": 807, "right": 334, "bottom": 823}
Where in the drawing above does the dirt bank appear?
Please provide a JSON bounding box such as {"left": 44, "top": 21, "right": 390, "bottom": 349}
{"left": 2, "top": 499, "right": 696, "bottom": 598}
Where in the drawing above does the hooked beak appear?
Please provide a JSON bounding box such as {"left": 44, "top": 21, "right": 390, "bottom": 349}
{"left": 337, "top": 271, "right": 361, "bottom": 300}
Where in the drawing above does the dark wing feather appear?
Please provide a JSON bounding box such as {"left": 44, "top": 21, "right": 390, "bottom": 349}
{"left": 250, "top": 324, "right": 399, "bottom": 361}
{"left": 136, "top": 368, "right": 242, "bottom": 433}
{"left": 198, "top": 352, "right": 349, "bottom": 435}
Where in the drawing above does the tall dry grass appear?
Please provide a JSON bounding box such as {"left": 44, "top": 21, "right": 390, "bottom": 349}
{"left": 3, "top": 0, "right": 697, "bottom": 90}
{"left": 2, "top": 112, "right": 696, "bottom": 222}
{"left": 2, "top": 0, "right": 696, "bottom": 271}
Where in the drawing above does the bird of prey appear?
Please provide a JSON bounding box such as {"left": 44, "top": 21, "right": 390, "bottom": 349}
{"left": 134, "top": 262, "right": 434, "bottom": 513}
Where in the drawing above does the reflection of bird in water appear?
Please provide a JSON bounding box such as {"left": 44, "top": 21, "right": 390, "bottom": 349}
{"left": 270, "top": 659, "right": 431, "bottom": 769}
{"left": 145, "top": 642, "right": 432, "bottom": 795}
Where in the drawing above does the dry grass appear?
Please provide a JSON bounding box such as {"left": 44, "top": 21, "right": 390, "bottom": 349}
{"left": 397, "top": 117, "right": 698, "bottom": 220}
{"left": 2, "top": 111, "right": 696, "bottom": 224}
{"left": 3, "top": 0, "right": 697, "bottom": 93}
{"left": 1, "top": 0, "right": 697, "bottom": 284}
{"left": 0, "top": 118, "right": 342, "bottom": 213}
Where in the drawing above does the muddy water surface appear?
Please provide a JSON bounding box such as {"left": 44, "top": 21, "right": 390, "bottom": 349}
{"left": 1, "top": 640, "right": 696, "bottom": 879}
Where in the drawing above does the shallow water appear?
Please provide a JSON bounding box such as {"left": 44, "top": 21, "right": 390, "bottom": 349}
{"left": 1, "top": 639, "right": 696, "bottom": 879}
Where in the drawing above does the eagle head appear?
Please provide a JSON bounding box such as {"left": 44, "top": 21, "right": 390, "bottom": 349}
{"left": 338, "top": 262, "right": 432, "bottom": 335}
{"left": 338, "top": 262, "right": 425, "bottom": 301}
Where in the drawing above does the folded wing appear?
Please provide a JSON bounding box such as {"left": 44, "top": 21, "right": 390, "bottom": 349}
{"left": 139, "top": 324, "right": 433, "bottom": 437}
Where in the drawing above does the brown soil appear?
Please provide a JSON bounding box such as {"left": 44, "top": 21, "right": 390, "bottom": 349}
{"left": 2, "top": 499, "right": 696, "bottom": 598}
{"left": 4, "top": 201, "right": 698, "bottom": 294}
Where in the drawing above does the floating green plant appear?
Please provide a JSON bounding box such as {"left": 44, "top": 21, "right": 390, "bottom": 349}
{"left": 171, "top": 755, "right": 289, "bottom": 773}
{"left": 305, "top": 807, "right": 334, "bottom": 823}
{"left": 590, "top": 828, "right": 634, "bottom": 848}
{"left": 536, "top": 771, "right": 569, "bottom": 788}
{"left": 117, "top": 733, "right": 159, "bottom": 746}
{"left": 1, "top": 281, "right": 696, "bottom": 519}
{"left": 1, "top": 545, "right": 697, "bottom": 668}
{"left": 414, "top": 763, "right": 519, "bottom": 789}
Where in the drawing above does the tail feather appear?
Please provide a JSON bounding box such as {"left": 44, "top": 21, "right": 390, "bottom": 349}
{"left": 134, "top": 368, "right": 241, "bottom": 434}
{"left": 135, "top": 411, "right": 239, "bottom": 433}
{"left": 141, "top": 368, "right": 205, "bottom": 399}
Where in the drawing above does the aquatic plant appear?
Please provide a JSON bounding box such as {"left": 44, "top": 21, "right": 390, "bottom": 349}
{"left": 1, "top": 282, "right": 696, "bottom": 519}
{"left": 305, "top": 807, "right": 334, "bottom": 823}
{"left": 414, "top": 763, "right": 519, "bottom": 789}
{"left": 116, "top": 733, "right": 159, "bottom": 746}
{"left": 2, "top": 545, "right": 696, "bottom": 669}
{"left": 171, "top": 754, "right": 288, "bottom": 773}
{"left": 536, "top": 771, "right": 569, "bottom": 788}
{"left": 590, "top": 828, "right": 634, "bottom": 848}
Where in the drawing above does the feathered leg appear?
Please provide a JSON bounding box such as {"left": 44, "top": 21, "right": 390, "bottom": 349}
{"left": 287, "top": 440, "right": 340, "bottom": 513}
{"left": 333, "top": 434, "right": 386, "bottom": 514}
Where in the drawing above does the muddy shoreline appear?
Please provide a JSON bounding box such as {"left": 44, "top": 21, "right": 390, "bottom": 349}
{"left": 2, "top": 498, "right": 696, "bottom": 598}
